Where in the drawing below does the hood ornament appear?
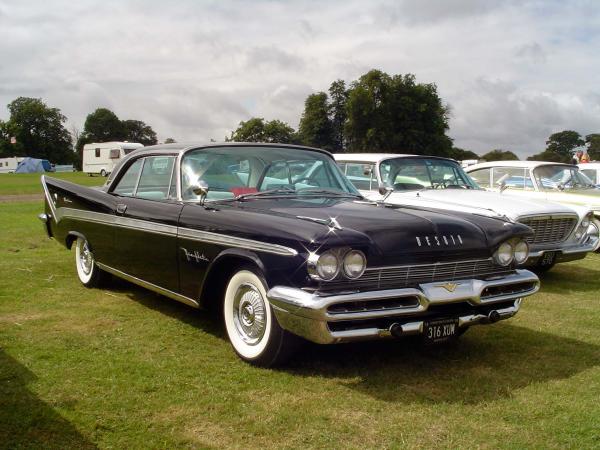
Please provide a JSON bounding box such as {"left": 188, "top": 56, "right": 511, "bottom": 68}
{"left": 296, "top": 215, "right": 343, "bottom": 230}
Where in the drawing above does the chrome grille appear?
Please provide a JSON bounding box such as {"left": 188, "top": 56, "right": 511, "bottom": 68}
{"left": 518, "top": 215, "right": 577, "bottom": 244}
{"left": 323, "top": 258, "right": 513, "bottom": 291}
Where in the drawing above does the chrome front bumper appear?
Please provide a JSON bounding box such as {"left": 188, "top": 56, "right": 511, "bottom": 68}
{"left": 268, "top": 269, "right": 540, "bottom": 344}
{"left": 526, "top": 236, "right": 600, "bottom": 265}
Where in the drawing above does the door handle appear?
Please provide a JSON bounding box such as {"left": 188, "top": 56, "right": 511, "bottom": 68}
{"left": 116, "top": 203, "right": 127, "bottom": 214}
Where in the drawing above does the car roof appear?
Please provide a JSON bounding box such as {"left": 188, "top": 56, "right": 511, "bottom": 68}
{"left": 128, "top": 142, "right": 333, "bottom": 157}
{"left": 466, "top": 160, "right": 577, "bottom": 171}
{"left": 579, "top": 163, "right": 600, "bottom": 169}
{"left": 333, "top": 153, "right": 456, "bottom": 163}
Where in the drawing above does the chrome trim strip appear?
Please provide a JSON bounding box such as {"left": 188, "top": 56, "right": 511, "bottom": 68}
{"left": 178, "top": 228, "right": 298, "bottom": 256}
{"left": 41, "top": 175, "right": 57, "bottom": 220}
{"left": 46, "top": 200, "right": 298, "bottom": 256}
{"left": 96, "top": 262, "right": 199, "bottom": 308}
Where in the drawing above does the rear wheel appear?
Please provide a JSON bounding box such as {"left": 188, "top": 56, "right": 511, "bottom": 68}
{"left": 75, "top": 237, "right": 109, "bottom": 287}
{"left": 223, "top": 268, "right": 300, "bottom": 366}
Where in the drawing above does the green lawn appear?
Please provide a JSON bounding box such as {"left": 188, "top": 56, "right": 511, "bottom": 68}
{"left": 0, "top": 172, "right": 105, "bottom": 196}
{"left": 1, "top": 201, "right": 599, "bottom": 449}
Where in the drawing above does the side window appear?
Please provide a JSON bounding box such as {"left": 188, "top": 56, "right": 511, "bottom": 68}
{"left": 581, "top": 169, "right": 596, "bottom": 184}
{"left": 345, "top": 163, "right": 374, "bottom": 190}
{"left": 136, "top": 156, "right": 176, "bottom": 201}
{"left": 95, "top": 148, "right": 101, "bottom": 158}
{"left": 492, "top": 167, "right": 530, "bottom": 190}
{"left": 109, "top": 149, "right": 120, "bottom": 159}
{"left": 469, "top": 168, "right": 491, "bottom": 188}
{"left": 337, "top": 162, "right": 347, "bottom": 173}
{"left": 112, "top": 159, "right": 143, "bottom": 196}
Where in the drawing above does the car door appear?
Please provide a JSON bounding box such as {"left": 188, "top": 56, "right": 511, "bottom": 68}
{"left": 109, "top": 155, "right": 183, "bottom": 292}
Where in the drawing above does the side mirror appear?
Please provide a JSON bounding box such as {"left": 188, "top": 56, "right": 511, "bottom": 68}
{"left": 378, "top": 184, "right": 394, "bottom": 201}
{"left": 191, "top": 180, "right": 209, "bottom": 204}
{"left": 378, "top": 184, "right": 393, "bottom": 196}
{"left": 496, "top": 174, "right": 510, "bottom": 193}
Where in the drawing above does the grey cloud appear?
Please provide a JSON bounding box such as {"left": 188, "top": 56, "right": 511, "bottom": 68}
{"left": 515, "top": 42, "right": 547, "bottom": 64}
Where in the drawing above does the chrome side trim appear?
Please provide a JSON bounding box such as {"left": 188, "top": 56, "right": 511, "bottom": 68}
{"left": 177, "top": 228, "right": 298, "bottom": 256}
{"left": 41, "top": 175, "right": 57, "bottom": 220}
{"left": 96, "top": 262, "right": 199, "bottom": 308}
{"left": 41, "top": 190, "right": 298, "bottom": 256}
{"left": 58, "top": 207, "right": 178, "bottom": 236}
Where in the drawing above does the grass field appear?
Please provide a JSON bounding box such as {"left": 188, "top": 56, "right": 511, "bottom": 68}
{"left": 0, "top": 172, "right": 105, "bottom": 196}
{"left": 1, "top": 198, "right": 599, "bottom": 449}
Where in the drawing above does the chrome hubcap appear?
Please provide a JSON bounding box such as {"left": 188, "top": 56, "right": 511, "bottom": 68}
{"left": 232, "top": 283, "right": 266, "bottom": 345}
{"left": 79, "top": 241, "right": 93, "bottom": 275}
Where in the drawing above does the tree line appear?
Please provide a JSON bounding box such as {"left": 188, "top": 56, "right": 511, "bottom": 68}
{"left": 1, "top": 69, "right": 598, "bottom": 165}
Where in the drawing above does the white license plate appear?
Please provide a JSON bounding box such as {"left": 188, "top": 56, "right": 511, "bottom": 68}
{"left": 424, "top": 318, "right": 458, "bottom": 343}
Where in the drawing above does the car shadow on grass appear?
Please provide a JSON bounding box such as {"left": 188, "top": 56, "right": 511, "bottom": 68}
{"left": 535, "top": 263, "right": 600, "bottom": 294}
{"left": 285, "top": 324, "right": 600, "bottom": 405}
{"left": 0, "top": 349, "right": 97, "bottom": 449}
{"left": 106, "top": 278, "right": 600, "bottom": 406}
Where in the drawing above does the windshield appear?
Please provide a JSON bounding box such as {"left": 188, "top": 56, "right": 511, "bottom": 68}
{"left": 379, "top": 158, "right": 479, "bottom": 191}
{"left": 181, "top": 146, "right": 359, "bottom": 201}
{"left": 533, "top": 165, "right": 596, "bottom": 190}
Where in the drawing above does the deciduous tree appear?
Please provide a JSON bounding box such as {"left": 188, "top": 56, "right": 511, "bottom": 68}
{"left": 328, "top": 79, "right": 348, "bottom": 151}
{"left": 122, "top": 119, "right": 158, "bottom": 146}
{"left": 481, "top": 149, "right": 519, "bottom": 161}
{"left": 585, "top": 133, "right": 600, "bottom": 161}
{"left": 545, "top": 130, "right": 585, "bottom": 159}
{"left": 228, "top": 117, "right": 295, "bottom": 143}
{"left": 298, "top": 93, "right": 334, "bottom": 149}
{"left": 0, "top": 97, "right": 73, "bottom": 163}
{"left": 344, "top": 70, "right": 452, "bottom": 156}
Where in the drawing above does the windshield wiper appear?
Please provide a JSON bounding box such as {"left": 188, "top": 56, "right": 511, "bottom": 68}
{"left": 234, "top": 187, "right": 297, "bottom": 201}
{"left": 296, "top": 188, "right": 363, "bottom": 198}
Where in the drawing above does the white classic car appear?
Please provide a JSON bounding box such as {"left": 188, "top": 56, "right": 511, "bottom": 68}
{"left": 334, "top": 153, "right": 599, "bottom": 271}
{"left": 465, "top": 160, "right": 600, "bottom": 226}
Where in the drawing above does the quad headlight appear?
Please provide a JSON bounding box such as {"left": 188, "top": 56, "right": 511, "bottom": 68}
{"left": 493, "top": 238, "right": 529, "bottom": 266}
{"left": 494, "top": 241, "right": 514, "bottom": 266}
{"left": 343, "top": 250, "right": 366, "bottom": 279}
{"left": 513, "top": 240, "right": 530, "bottom": 265}
{"left": 308, "top": 248, "right": 366, "bottom": 281}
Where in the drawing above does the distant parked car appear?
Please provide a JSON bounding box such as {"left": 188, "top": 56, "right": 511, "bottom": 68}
{"left": 335, "top": 154, "right": 599, "bottom": 271}
{"left": 83, "top": 142, "right": 143, "bottom": 177}
{"left": 578, "top": 163, "right": 600, "bottom": 187}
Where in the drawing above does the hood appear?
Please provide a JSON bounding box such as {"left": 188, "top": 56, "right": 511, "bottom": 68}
{"left": 385, "top": 189, "right": 579, "bottom": 220}
{"left": 545, "top": 188, "right": 600, "bottom": 211}
{"left": 213, "top": 197, "right": 531, "bottom": 265}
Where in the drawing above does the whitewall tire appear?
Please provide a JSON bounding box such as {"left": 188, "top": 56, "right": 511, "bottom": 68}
{"left": 75, "top": 237, "right": 108, "bottom": 287}
{"left": 223, "top": 269, "right": 300, "bottom": 366}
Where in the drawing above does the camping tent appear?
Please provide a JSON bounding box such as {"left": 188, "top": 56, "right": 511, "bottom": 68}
{"left": 14, "top": 158, "right": 52, "bottom": 173}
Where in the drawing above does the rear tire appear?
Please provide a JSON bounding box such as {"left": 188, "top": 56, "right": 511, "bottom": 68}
{"left": 223, "top": 268, "right": 300, "bottom": 366}
{"left": 75, "top": 237, "right": 109, "bottom": 288}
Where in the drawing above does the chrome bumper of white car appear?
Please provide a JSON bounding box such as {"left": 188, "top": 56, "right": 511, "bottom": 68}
{"left": 268, "top": 269, "right": 540, "bottom": 344}
{"left": 526, "top": 231, "right": 600, "bottom": 265}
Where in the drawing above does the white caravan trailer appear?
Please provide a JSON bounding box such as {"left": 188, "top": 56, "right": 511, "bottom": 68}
{"left": 82, "top": 142, "right": 143, "bottom": 176}
{"left": 0, "top": 157, "right": 25, "bottom": 173}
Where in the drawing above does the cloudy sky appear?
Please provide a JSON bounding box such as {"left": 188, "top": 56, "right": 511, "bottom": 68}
{"left": 1, "top": 0, "right": 599, "bottom": 157}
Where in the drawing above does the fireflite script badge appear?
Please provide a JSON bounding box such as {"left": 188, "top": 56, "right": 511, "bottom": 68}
{"left": 181, "top": 248, "right": 209, "bottom": 263}
{"left": 437, "top": 282, "right": 459, "bottom": 292}
{"left": 416, "top": 234, "right": 463, "bottom": 247}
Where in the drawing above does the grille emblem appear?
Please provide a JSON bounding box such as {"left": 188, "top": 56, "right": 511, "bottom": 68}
{"left": 438, "top": 282, "right": 459, "bottom": 292}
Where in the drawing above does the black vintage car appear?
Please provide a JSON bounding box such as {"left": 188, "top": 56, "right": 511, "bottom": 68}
{"left": 40, "top": 143, "right": 540, "bottom": 366}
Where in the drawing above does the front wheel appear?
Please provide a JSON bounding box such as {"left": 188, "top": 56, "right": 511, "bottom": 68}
{"left": 75, "top": 237, "right": 109, "bottom": 287}
{"left": 223, "top": 269, "right": 300, "bottom": 366}
{"left": 100, "top": 169, "right": 107, "bottom": 177}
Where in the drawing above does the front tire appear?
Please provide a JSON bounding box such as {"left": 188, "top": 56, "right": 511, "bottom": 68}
{"left": 223, "top": 269, "right": 300, "bottom": 366}
{"left": 75, "top": 237, "right": 109, "bottom": 287}
{"left": 100, "top": 169, "right": 107, "bottom": 177}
